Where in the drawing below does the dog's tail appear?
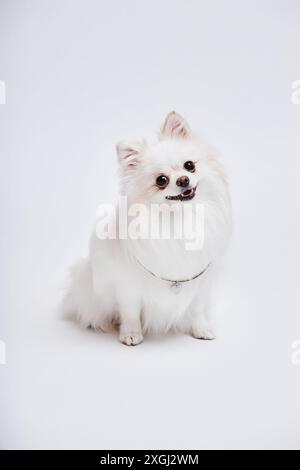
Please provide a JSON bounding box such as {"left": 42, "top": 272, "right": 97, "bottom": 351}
{"left": 60, "top": 257, "right": 97, "bottom": 328}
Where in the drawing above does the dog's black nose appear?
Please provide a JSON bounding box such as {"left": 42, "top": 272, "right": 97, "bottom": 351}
{"left": 176, "top": 176, "right": 190, "bottom": 188}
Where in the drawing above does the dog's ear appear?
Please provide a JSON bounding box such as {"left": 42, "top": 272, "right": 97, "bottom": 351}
{"left": 160, "top": 111, "right": 190, "bottom": 139}
{"left": 116, "top": 140, "right": 145, "bottom": 168}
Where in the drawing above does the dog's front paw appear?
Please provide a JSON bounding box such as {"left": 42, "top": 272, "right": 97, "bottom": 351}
{"left": 191, "top": 326, "right": 216, "bottom": 341}
{"left": 119, "top": 332, "right": 144, "bottom": 346}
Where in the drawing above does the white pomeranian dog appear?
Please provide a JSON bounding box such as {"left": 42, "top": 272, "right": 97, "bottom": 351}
{"left": 62, "top": 112, "right": 231, "bottom": 345}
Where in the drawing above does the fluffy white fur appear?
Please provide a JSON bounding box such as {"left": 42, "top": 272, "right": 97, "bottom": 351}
{"left": 62, "top": 112, "right": 231, "bottom": 345}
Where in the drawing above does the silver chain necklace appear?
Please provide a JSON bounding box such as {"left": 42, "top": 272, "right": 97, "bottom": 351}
{"left": 133, "top": 255, "right": 211, "bottom": 294}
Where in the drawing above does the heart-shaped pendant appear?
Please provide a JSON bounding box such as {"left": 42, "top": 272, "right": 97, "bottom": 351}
{"left": 170, "top": 281, "right": 182, "bottom": 294}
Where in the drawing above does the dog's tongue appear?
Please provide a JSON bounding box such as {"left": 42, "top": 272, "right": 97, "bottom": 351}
{"left": 182, "top": 188, "right": 193, "bottom": 197}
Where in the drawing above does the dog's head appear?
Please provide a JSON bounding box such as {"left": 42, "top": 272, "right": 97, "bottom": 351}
{"left": 117, "top": 111, "right": 226, "bottom": 205}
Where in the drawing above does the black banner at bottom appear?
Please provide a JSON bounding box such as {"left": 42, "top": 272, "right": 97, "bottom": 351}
{"left": 0, "top": 450, "right": 217, "bottom": 466}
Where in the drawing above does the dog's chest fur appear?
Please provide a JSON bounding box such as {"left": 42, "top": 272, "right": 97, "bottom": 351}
{"left": 118, "top": 237, "right": 213, "bottom": 332}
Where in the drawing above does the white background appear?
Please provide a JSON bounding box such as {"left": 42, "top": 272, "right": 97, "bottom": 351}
{"left": 1, "top": 0, "right": 300, "bottom": 450}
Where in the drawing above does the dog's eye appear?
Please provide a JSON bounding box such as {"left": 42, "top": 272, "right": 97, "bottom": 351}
{"left": 184, "top": 161, "right": 195, "bottom": 172}
{"left": 156, "top": 174, "right": 169, "bottom": 189}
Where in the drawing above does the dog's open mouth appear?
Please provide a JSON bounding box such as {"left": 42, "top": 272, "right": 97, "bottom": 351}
{"left": 165, "top": 187, "right": 197, "bottom": 201}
